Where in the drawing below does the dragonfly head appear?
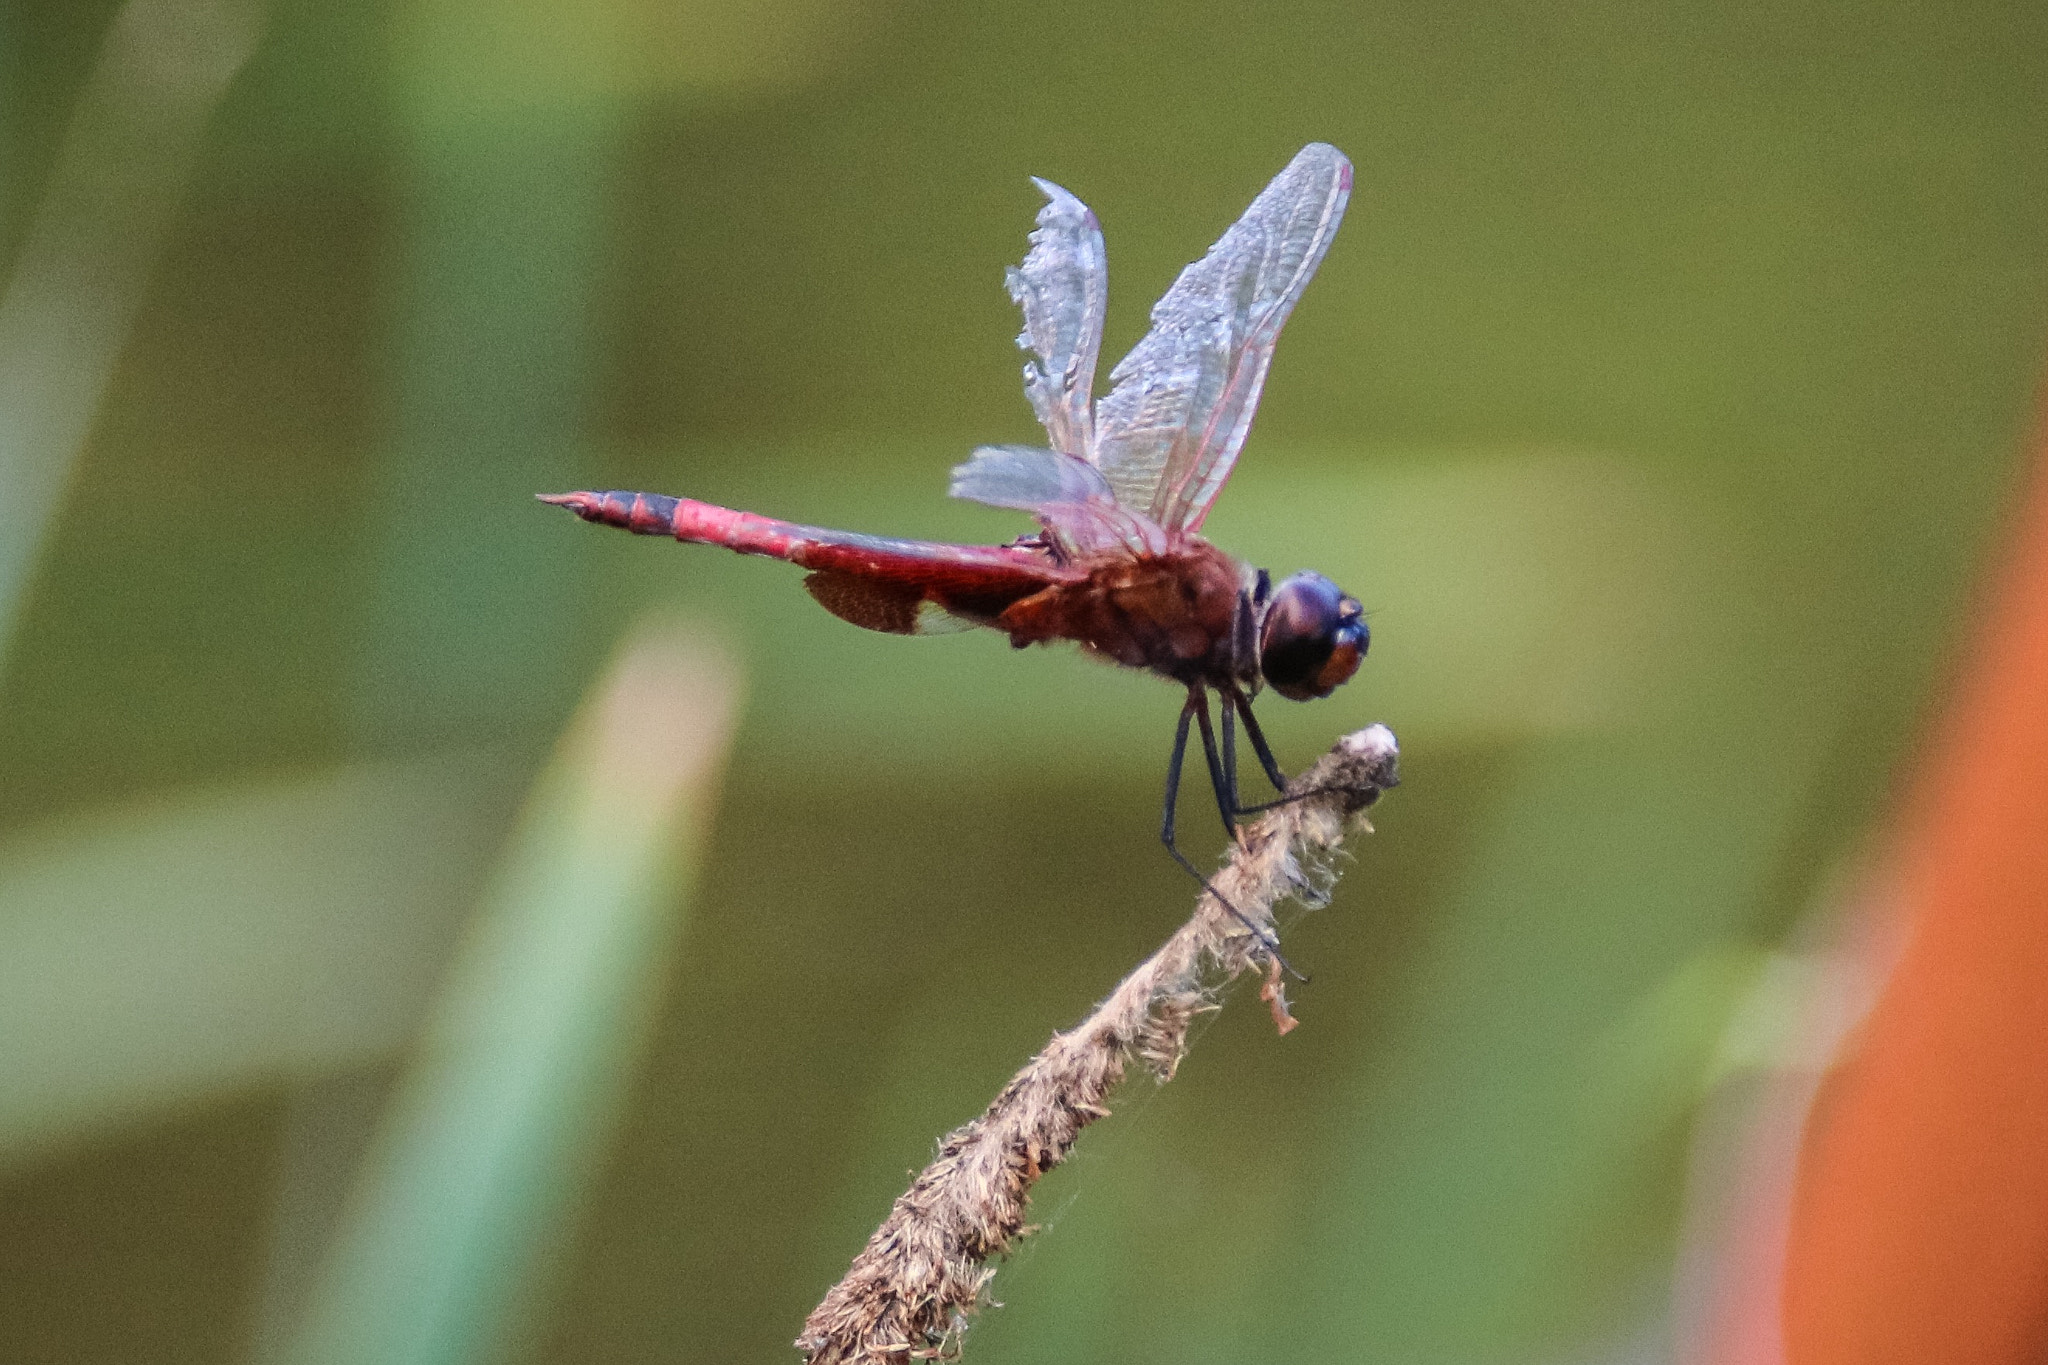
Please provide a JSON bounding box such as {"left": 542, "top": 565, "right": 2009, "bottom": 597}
{"left": 1259, "top": 571, "right": 1368, "bottom": 701}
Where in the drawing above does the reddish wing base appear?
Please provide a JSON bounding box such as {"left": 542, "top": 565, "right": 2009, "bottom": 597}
{"left": 802, "top": 570, "right": 932, "bottom": 634}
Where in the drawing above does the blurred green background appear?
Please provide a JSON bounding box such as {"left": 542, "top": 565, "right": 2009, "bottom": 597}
{"left": 1, "top": 0, "right": 2045, "bottom": 1361}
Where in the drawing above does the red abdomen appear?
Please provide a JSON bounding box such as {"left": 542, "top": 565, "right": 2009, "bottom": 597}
{"left": 539, "top": 488, "right": 1082, "bottom": 625}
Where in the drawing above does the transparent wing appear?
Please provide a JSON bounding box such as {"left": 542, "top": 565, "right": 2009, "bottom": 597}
{"left": 949, "top": 443, "right": 1114, "bottom": 510}
{"left": 1006, "top": 179, "right": 1107, "bottom": 459}
{"left": 949, "top": 445, "right": 1168, "bottom": 559}
{"left": 1091, "top": 143, "right": 1351, "bottom": 530}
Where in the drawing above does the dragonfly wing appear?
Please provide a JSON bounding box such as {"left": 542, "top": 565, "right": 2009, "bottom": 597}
{"left": 803, "top": 570, "right": 982, "bottom": 634}
{"left": 949, "top": 445, "right": 1168, "bottom": 559}
{"left": 1092, "top": 143, "right": 1351, "bottom": 530}
{"left": 949, "top": 444, "right": 1114, "bottom": 511}
{"left": 1007, "top": 179, "right": 1107, "bottom": 458}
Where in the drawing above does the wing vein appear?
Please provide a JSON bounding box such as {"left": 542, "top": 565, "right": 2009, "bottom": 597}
{"left": 1007, "top": 179, "right": 1107, "bottom": 459}
{"left": 1091, "top": 143, "right": 1352, "bottom": 529}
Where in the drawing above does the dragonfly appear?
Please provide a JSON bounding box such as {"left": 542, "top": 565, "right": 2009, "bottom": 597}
{"left": 544, "top": 143, "right": 1365, "bottom": 945}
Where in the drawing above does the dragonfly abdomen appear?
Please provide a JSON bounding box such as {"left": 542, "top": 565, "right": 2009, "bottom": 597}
{"left": 538, "top": 489, "right": 813, "bottom": 558}
{"left": 538, "top": 489, "right": 1081, "bottom": 594}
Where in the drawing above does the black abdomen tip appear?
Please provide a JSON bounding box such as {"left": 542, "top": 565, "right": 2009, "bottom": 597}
{"left": 538, "top": 489, "right": 680, "bottom": 536}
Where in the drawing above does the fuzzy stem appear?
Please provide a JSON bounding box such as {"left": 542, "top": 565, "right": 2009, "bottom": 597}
{"left": 796, "top": 725, "right": 1401, "bottom": 1364}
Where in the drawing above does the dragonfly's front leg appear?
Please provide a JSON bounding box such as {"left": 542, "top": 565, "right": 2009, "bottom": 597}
{"left": 1220, "top": 683, "right": 1340, "bottom": 822}
{"left": 1194, "top": 683, "right": 1295, "bottom": 820}
{"left": 1226, "top": 684, "right": 1289, "bottom": 794}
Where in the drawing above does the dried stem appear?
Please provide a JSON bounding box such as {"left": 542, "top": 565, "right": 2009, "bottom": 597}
{"left": 796, "top": 724, "right": 1402, "bottom": 1365}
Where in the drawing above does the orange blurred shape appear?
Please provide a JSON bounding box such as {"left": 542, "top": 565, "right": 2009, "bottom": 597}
{"left": 1781, "top": 436, "right": 2048, "bottom": 1362}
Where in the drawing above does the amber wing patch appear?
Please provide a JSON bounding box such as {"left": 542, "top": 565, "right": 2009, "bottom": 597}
{"left": 804, "top": 570, "right": 927, "bottom": 634}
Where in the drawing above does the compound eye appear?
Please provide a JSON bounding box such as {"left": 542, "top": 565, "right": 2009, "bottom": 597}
{"left": 1260, "top": 572, "right": 1368, "bottom": 701}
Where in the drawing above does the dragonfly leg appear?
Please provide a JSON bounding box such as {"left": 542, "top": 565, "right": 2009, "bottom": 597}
{"left": 1160, "top": 693, "right": 1196, "bottom": 851}
{"left": 1227, "top": 685, "right": 1290, "bottom": 793}
{"left": 1221, "top": 691, "right": 1240, "bottom": 817}
{"left": 1191, "top": 688, "right": 1239, "bottom": 843}
{"left": 1224, "top": 684, "right": 1343, "bottom": 819}
{"left": 1160, "top": 687, "right": 1305, "bottom": 981}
